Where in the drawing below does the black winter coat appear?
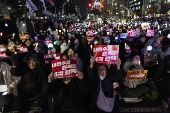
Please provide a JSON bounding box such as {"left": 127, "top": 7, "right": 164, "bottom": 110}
{"left": 11, "top": 63, "right": 48, "bottom": 96}
{"left": 87, "top": 67, "right": 123, "bottom": 108}
{"left": 42, "top": 77, "right": 90, "bottom": 112}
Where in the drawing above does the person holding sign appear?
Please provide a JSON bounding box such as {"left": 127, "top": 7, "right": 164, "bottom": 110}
{"left": 122, "top": 51, "right": 157, "bottom": 99}
{"left": 42, "top": 70, "right": 90, "bottom": 113}
{"left": 88, "top": 57, "right": 122, "bottom": 113}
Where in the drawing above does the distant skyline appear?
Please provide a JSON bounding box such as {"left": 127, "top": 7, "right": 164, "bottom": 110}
{"left": 72, "top": 0, "right": 87, "bottom": 16}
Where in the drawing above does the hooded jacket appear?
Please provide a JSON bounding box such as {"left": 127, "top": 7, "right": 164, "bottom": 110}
{"left": 0, "top": 61, "right": 21, "bottom": 96}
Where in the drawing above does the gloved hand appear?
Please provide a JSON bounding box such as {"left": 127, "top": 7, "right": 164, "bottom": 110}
{"left": 10, "top": 53, "right": 19, "bottom": 66}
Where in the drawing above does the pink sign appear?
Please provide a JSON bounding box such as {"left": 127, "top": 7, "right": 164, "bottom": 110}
{"left": 93, "top": 45, "right": 119, "bottom": 64}
{"left": 52, "top": 59, "right": 78, "bottom": 79}
{"left": 128, "top": 29, "right": 136, "bottom": 37}
{"left": 146, "top": 29, "right": 154, "bottom": 37}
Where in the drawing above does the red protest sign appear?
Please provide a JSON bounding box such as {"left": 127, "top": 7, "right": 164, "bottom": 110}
{"left": 16, "top": 46, "right": 28, "bottom": 53}
{"left": 44, "top": 53, "right": 61, "bottom": 64}
{"left": 0, "top": 51, "right": 8, "bottom": 60}
{"left": 53, "top": 53, "right": 61, "bottom": 60}
{"left": 127, "top": 29, "right": 136, "bottom": 37}
{"left": 93, "top": 45, "right": 119, "bottom": 64}
{"left": 146, "top": 29, "right": 154, "bottom": 37}
{"left": 125, "top": 70, "right": 148, "bottom": 80}
{"left": 19, "top": 34, "right": 28, "bottom": 41}
{"left": 52, "top": 59, "right": 78, "bottom": 79}
{"left": 125, "top": 49, "right": 138, "bottom": 57}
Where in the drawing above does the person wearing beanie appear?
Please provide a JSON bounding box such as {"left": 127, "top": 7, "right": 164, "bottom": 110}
{"left": 121, "top": 50, "right": 150, "bottom": 98}
{"left": 10, "top": 53, "right": 48, "bottom": 113}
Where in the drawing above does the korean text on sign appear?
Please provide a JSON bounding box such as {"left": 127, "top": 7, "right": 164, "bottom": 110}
{"left": 125, "top": 70, "right": 148, "bottom": 80}
{"left": 52, "top": 59, "right": 78, "bottom": 79}
{"left": 93, "top": 45, "right": 119, "bottom": 64}
{"left": 127, "top": 29, "right": 136, "bottom": 37}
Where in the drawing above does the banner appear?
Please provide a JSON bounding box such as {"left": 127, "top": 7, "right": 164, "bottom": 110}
{"left": 93, "top": 45, "right": 119, "bottom": 64}
{"left": 146, "top": 29, "right": 154, "bottom": 37}
{"left": 16, "top": 46, "right": 28, "bottom": 53}
{"left": 86, "top": 30, "right": 94, "bottom": 36}
{"left": 144, "top": 54, "right": 157, "bottom": 66}
{"left": 125, "top": 70, "right": 148, "bottom": 80}
{"left": 52, "top": 59, "right": 78, "bottom": 79}
{"left": 125, "top": 49, "right": 138, "bottom": 57}
{"left": 127, "top": 29, "right": 136, "bottom": 37}
{"left": 44, "top": 53, "right": 60, "bottom": 64}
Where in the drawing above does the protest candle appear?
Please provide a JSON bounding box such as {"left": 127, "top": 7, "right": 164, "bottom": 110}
{"left": 59, "top": 30, "right": 61, "bottom": 33}
{"left": 35, "top": 43, "right": 38, "bottom": 47}
{"left": 63, "top": 29, "right": 65, "bottom": 32}
{"left": 90, "top": 45, "right": 93, "bottom": 50}
{"left": 0, "top": 32, "right": 3, "bottom": 36}
{"left": 139, "top": 61, "right": 140, "bottom": 65}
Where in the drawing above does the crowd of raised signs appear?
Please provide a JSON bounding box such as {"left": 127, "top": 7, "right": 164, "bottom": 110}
{"left": 0, "top": 16, "right": 170, "bottom": 113}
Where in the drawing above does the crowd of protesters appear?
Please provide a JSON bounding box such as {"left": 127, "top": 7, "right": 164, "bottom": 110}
{"left": 0, "top": 16, "right": 170, "bottom": 113}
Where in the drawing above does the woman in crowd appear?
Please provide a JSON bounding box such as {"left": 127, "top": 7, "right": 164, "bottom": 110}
{"left": 88, "top": 57, "right": 122, "bottom": 113}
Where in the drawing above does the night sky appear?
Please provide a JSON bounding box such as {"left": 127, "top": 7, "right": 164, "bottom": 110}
{"left": 72, "top": 0, "right": 88, "bottom": 16}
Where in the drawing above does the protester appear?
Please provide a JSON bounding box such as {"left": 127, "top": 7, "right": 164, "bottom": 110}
{"left": 42, "top": 70, "right": 90, "bottom": 113}
{"left": 88, "top": 57, "right": 122, "bottom": 113}
{"left": 10, "top": 54, "right": 48, "bottom": 113}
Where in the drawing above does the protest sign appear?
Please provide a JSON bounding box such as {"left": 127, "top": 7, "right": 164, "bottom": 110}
{"left": 125, "top": 49, "right": 138, "bottom": 57}
{"left": 44, "top": 53, "right": 60, "bottom": 64}
{"left": 93, "top": 45, "right": 119, "bottom": 64}
{"left": 16, "top": 46, "right": 28, "bottom": 53}
{"left": 157, "top": 36, "right": 164, "bottom": 42}
{"left": 0, "top": 51, "right": 7, "bottom": 60}
{"left": 141, "top": 23, "right": 150, "bottom": 29}
{"left": 19, "top": 34, "right": 28, "bottom": 41}
{"left": 52, "top": 59, "right": 78, "bottom": 79}
{"left": 144, "top": 54, "right": 157, "bottom": 66}
{"left": 120, "top": 33, "right": 128, "bottom": 38}
{"left": 8, "top": 45, "right": 15, "bottom": 52}
{"left": 146, "top": 29, "right": 154, "bottom": 37}
{"left": 125, "top": 70, "right": 148, "bottom": 80}
{"left": 86, "top": 30, "right": 94, "bottom": 36}
{"left": 127, "top": 29, "right": 136, "bottom": 37}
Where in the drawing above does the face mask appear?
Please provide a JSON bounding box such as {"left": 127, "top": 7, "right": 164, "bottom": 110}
{"left": 0, "top": 48, "right": 7, "bottom": 52}
{"left": 94, "top": 41, "right": 98, "bottom": 45}
{"left": 100, "top": 76, "right": 105, "bottom": 80}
